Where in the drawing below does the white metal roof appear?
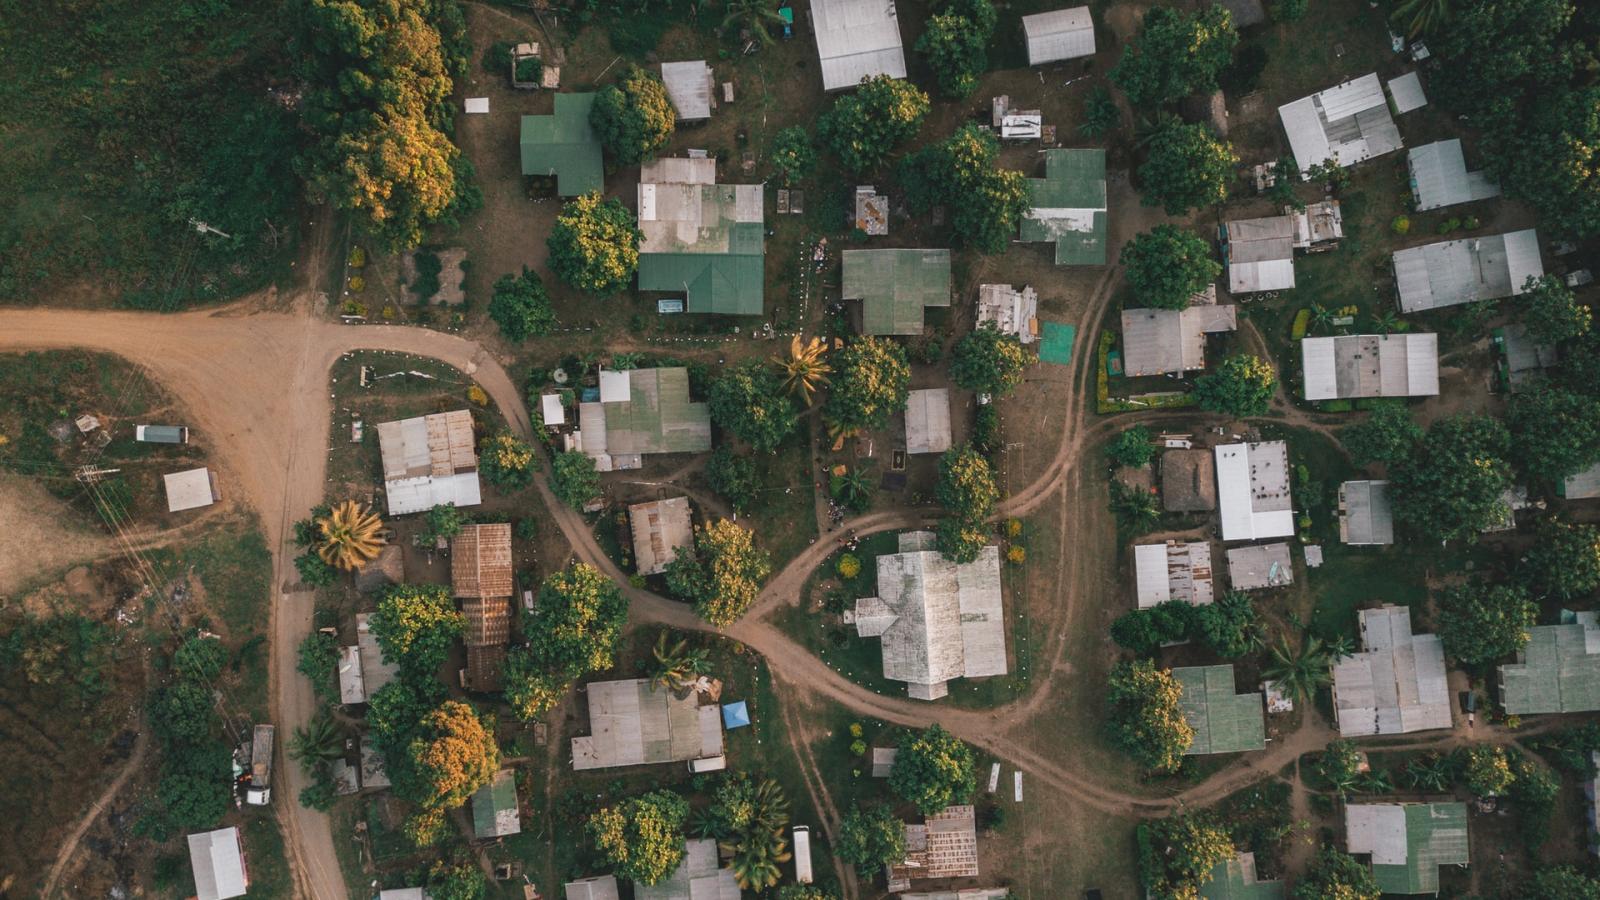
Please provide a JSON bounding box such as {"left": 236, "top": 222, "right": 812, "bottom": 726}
{"left": 188, "top": 827, "right": 247, "bottom": 900}
{"left": 660, "top": 60, "right": 713, "bottom": 120}
{"left": 338, "top": 644, "right": 366, "bottom": 704}
{"left": 565, "top": 876, "right": 622, "bottom": 900}
{"left": 1408, "top": 140, "right": 1500, "bottom": 211}
{"left": 1215, "top": 443, "right": 1296, "bottom": 542}
{"left": 1278, "top": 73, "right": 1402, "bottom": 170}
{"left": 811, "top": 0, "right": 907, "bottom": 91}
{"left": 571, "top": 678, "right": 724, "bottom": 770}
{"left": 1339, "top": 480, "right": 1396, "bottom": 545}
{"left": 1301, "top": 334, "right": 1440, "bottom": 401}
{"left": 1333, "top": 606, "right": 1452, "bottom": 735}
{"left": 1393, "top": 229, "right": 1542, "bottom": 312}
{"left": 1386, "top": 71, "right": 1428, "bottom": 113}
{"left": 464, "top": 97, "right": 489, "bottom": 114}
{"left": 1565, "top": 462, "right": 1600, "bottom": 500}
{"left": 164, "top": 467, "right": 218, "bottom": 512}
{"left": 384, "top": 471, "right": 482, "bottom": 517}
{"left": 541, "top": 393, "right": 566, "bottom": 426}
{"left": 1226, "top": 215, "right": 1296, "bottom": 293}
{"left": 1022, "top": 7, "right": 1095, "bottom": 65}
{"left": 1133, "top": 544, "right": 1171, "bottom": 608}
{"left": 905, "top": 388, "right": 952, "bottom": 455}
{"left": 1346, "top": 805, "right": 1409, "bottom": 865}
{"left": 356, "top": 613, "right": 399, "bottom": 701}
{"left": 599, "top": 368, "right": 632, "bottom": 402}
{"left": 1132, "top": 541, "right": 1214, "bottom": 608}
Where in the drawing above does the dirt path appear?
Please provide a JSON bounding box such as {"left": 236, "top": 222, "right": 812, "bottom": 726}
{"left": 40, "top": 728, "right": 151, "bottom": 899}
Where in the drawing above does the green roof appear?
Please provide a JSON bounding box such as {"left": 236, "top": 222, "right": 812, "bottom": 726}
{"left": 602, "top": 368, "right": 712, "bottom": 456}
{"left": 520, "top": 93, "right": 604, "bottom": 196}
{"left": 1500, "top": 618, "right": 1600, "bottom": 714}
{"left": 841, "top": 249, "right": 952, "bottom": 335}
{"left": 1175, "top": 665, "right": 1265, "bottom": 755}
{"left": 1362, "top": 803, "right": 1469, "bottom": 895}
{"left": 1199, "top": 853, "right": 1285, "bottom": 900}
{"left": 1021, "top": 148, "right": 1108, "bottom": 265}
{"left": 637, "top": 182, "right": 765, "bottom": 315}
{"left": 471, "top": 769, "right": 520, "bottom": 838}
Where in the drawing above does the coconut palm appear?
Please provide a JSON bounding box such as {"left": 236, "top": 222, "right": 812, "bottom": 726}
{"left": 1110, "top": 482, "right": 1160, "bottom": 539}
{"left": 650, "top": 631, "right": 711, "bottom": 692}
{"left": 722, "top": 826, "right": 791, "bottom": 890}
{"left": 749, "top": 777, "right": 789, "bottom": 830}
{"left": 1369, "top": 310, "right": 1403, "bottom": 336}
{"left": 1309, "top": 303, "right": 1337, "bottom": 335}
{"left": 1356, "top": 768, "right": 1395, "bottom": 794}
{"left": 721, "top": 0, "right": 787, "bottom": 47}
{"left": 1263, "top": 634, "right": 1334, "bottom": 704}
{"left": 773, "top": 335, "right": 832, "bottom": 405}
{"left": 315, "top": 499, "right": 385, "bottom": 571}
{"left": 1392, "top": 0, "right": 1449, "bottom": 38}
{"left": 833, "top": 466, "right": 873, "bottom": 512}
{"left": 1405, "top": 753, "right": 1453, "bottom": 792}
{"left": 289, "top": 712, "right": 345, "bottom": 764}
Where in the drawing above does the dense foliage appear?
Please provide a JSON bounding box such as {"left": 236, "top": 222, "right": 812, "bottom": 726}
{"left": 547, "top": 193, "right": 642, "bottom": 294}
{"left": 950, "top": 325, "right": 1031, "bottom": 395}
{"left": 1112, "top": 593, "right": 1260, "bottom": 659}
{"left": 1139, "top": 123, "right": 1236, "bottom": 215}
{"left": 588, "top": 790, "right": 691, "bottom": 885}
{"left": 489, "top": 267, "right": 556, "bottom": 341}
{"left": 1341, "top": 403, "right": 1423, "bottom": 467}
{"left": 394, "top": 700, "right": 499, "bottom": 822}
{"left": 1106, "top": 659, "right": 1193, "bottom": 773}
{"left": 1292, "top": 847, "right": 1380, "bottom": 899}
{"left": 1107, "top": 426, "right": 1157, "bottom": 469}
{"left": 1435, "top": 582, "right": 1536, "bottom": 666}
{"left": 1525, "top": 519, "right": 1600, "bottom": 599}
{"left": 1136, "top": 812, "right": 1234, "bottom": 900}
{"left": 1121, "top": 226, "right": 1223, "bottom": 310}
{"left": 173, "top": 634, "right": 226, "bottom": 683}
{"left": 1507, "top": 382, "right": 1600, "bottom": 484}
{"left": 706, "top": 446, "right": 760, "bottom": 513}
{"left": 935, "top": 446, "right": 998, "bottom": 563}
{"left": 914, "top": 0, "right": 998, "bottom": 98}
{"left": 667, "top": 520, "right": 772, "bottom": 626}
{"left": 1388, "top": 414, "right": 1513, "bottom": 540}
{"left": 1111, "top": 4, "right": 1238, "bottom": 107}
{"left": 503, "top": 563, "right": 628, "bottom": 720}
{"left": 1522, "top": 275, "right": 1592, "bottom": 345}
{"left": 1528, "top": 866, "right": 1600, "bottom": 900}
{"left": 479, "top": 431, "right": 536, "bottom": 489}
{"left": 899, "top": 125, "right": 1030, "bottom": 253}
{"left": 835, "top": 803, "right": 907, "bottom": 874}
{"left": 769, "top": 127, "right": 817, "bottom": 186}
{"left": 889, "top": 724, "right": 978, "bottom": 815}
{"left": 371, "top": 584, "right": 466, "bottom": 680}
{"left": 818, "top": 75, "right": 930, "bottom": 173}
{"left": 1462, "top": 744, "right": 1514, "bottom": 797}
{"left": 710, "top": 363, "right": 797, "bottom": 452}
{"left": 590, "top": 65, "right": 676, "bottom": 165}
{"left": 549, "top": 450, "right": 601, "bottom": 510}
{"left": 822, "top": 337, "right": 911, "bottom": 434}
{"left": 1194, "top": 354, "right": 1276, "bottom": 417}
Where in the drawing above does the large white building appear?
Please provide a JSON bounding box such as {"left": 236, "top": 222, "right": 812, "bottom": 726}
{"left": 1278, "top": 73, "right": 1403, "bottom": 171}
{"left": 1132, "top": 541, "right": 1214, "bottom": 608}
{"left": 1333, "top": 606, "right": 1452, "bottom": 736}
{"left": 1214, "top": 442, "right": 1295, "bottom": 542}
{"left": 1301, "top": 334, "right": 1440, "bottom": 401}
{"left": 375, "top": 409, "right": 481, "bottom": 516}
{"left": 1393, "top": 229, "right": 1543, "bottom": 313}
{"left": 810, "top": 0, "right": 906, "bottom": 91}
{"left": 1021, "top": 8, "right": 1095, "bottom": 66}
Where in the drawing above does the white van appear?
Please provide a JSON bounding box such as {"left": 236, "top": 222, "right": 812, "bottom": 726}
{"left": 792, "top": 826, "right": 813, "bottom": 884}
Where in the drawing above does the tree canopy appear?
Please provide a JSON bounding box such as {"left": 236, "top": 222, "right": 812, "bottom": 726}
{"left": 1388, "top": 414, "right": 1513, "bottom": 540}
{"left": 588, "top": 790, "right": 691, "bottom": 885}
{"left": 1437, "top": 582, "right": 1535, "bottom": 666}
{"left": 769, "top": 126, "right": 817, "bottom": 186}
{"left": 1529, "top": 866, "right": 1600, "bottom": 900}
{"left": 835, "top": 803, "right": 907, "bottom": 874}
{"left": 1292, "top": 847, "right": 1380, "bottom": 900}
{"left": 1107, "top": 426, "right": 1157, "bottom": 469}
{"left": 1137, "top": 812, "right": 1234, "bottom": 899}
{"left": 1507, "top": 382, "right": 1600, "bottom": 485}
{"left": 1525, "top": 519, "right": 1600, "bottom": 599}
{"left": 950, "top": 325, "right": 1031, "bottom": 395}
{"left": 488, "top": 267, "right": 556, "bottom": 341}
{"left": 1462, "top": 744, "right": 1514, "bottom": 797}
{"left": 936, "top": 446, "right": 999, "bottom": 521}
{"left": 547, "top": 192, "right": 642, "bottom": 294}
{"left": 1341, "top": 403, "right": 1423, "bottom": 467}
{"left": 1121, "top": 225, "right": 1222, "bottom": 310}
{"left": 525, "top": 563, "right": 629, "bottom": 680}
{"left": 818, "top": 75, "right": 930, "bottom": 173}
{"left": 710, "top": 362, "right": 797, "bottom": 452}
{"left": 1111, "top": 4, "right": 1238, "bottom": 108}
{"left": 1194, "top": 354, "right": 1276, "bottom": 417}
{"left": 914, "top": 0, "right": 997, "bottom": 98}
{"left": 549, "top": 450, "right": 601, "bottom": 510}
{"left": 1138, "top": 122, "right": 1236, "bottom": 215}
{"left": 371, "top": 584, "right": 465, "bottom": 679}
{"left": 898, "top": 124, "right": 1030, "bottom": 254}
{"left": 706, "top": 446, "right": 759, "bottom": 513}
{"left": 1522, "top": 275, "right": 1592, "bottom": 345}
{"left": 479, "top": 431, "right": 536, "bottom": 489}
{"left": 889, "top": 724, "right": 978, "bottom": 815}
{"left": 822, "top": 337, "right": 911, "bottom": 434}
{"left": 396, "top": 700, "right": 499, "bottom": 814}
{"left": 173, "top": 634, "right": 226, "bottom": 683}
{"left": 666, "top": 519, "right": 772, "bottom": 627}
{"left": 590, "top": 65, "right": 675, "bottom": 165}
{"left": 1106, "top": 659, "right": 1193, "bottom": 773}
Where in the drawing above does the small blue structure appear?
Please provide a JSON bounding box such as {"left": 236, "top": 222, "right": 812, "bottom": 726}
{"left": 721, "top": 701, "right": 750, "bottom": 729}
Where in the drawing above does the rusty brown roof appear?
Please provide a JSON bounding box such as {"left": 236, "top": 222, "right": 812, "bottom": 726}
{"left": 452, "top": 523, "right": 514, "bottom": 598}
{"left": 462, "top": 596, "right": 513, "bottom": 647}
{"left": 465, "top": 644, "right": 507, "bottom": 692}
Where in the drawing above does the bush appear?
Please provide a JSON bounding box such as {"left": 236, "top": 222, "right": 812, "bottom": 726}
{"left": 412, "top": 250, "right": 442, "bottom": 301}
{"left": 1391, "top": 215, "right": 1411, "bottom": 235}
{"left": 1290, "top": 308, "right": 1311, "bottom": 340}
{"left": 549, "top": 451, "right": 601, "bottom": 510}
{"left": 479, "top": 432, "right": 535, "bottom": 489}
{"left": 590, "top": 65, "right": 675, "bottom": 165}
{"left": 837, "top": 554, "right": 861, "bottom": 579}
{"left": 488, "top": 267, "right": 556, "bottom": 341}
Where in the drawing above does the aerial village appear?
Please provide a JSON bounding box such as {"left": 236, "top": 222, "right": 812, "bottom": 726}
{"left": 2, "top": 0, "right": 1600, "bottom": 900}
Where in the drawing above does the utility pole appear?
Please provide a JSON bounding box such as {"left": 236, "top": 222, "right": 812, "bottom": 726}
{"left": 189, "top": 218, "right": 232, "bottom": 239}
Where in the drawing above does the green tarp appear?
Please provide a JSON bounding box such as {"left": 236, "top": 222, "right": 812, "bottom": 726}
{"left": 1038, "top": 321, "right": 1076, "bottom": 365}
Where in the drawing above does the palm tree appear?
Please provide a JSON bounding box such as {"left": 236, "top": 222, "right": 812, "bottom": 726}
{"left": 1356, "top": 768, "right": 1394, "bottom": 795}
{"left": 689, "top": 805, "right": 725, "bottom": 839}
{"left": 721, "top": 0, "right": 787, "bottom": 47}
{"left": 1110, "top": 482, "right": 1160, "bottom": 539}
{"left": 289, "top": 712, "right": 345, "bottom": 764}
{"left": 722, "top": 826, "right": 791, "bottom": 890}
{"left": 315, "top": 500, "right": 385, "bottom": 571}
{"left": 1369, "top": 310, "right": 1402, "bottom": 336}
{"left": 650, "top": 631, "right": 711, "bottom": 692}
{"left": 833, "top": 466, "right": 873, "bottom": 511}
{"left": 1309, "top": 303, "right": 1336, "bottom": 335}
{"left": 1263, "top": 634, "right": 1333, "bottom": 704}
{"left": 1133, "top": 111, "right": 1181, "bottom": 149}
{"left": 1326, "top": 635, "right": 1357, "bottom": 662}
{"left": 749, "top": 777, "right": 789, "bottom": 830}
{"left": 1392, "top": 0, "right": 1449, "bottom": 38}
{"left": 1405, "top": 753, "right": 1452, "bottom": 792}
{"left": 773, "top": 335, "right": 831, "bottom": 405}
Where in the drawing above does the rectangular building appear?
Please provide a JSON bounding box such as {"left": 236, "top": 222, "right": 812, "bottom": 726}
{"left": 1227, "top": 542, "right": 1293, "bottom": 591}
{"left": 1345, "top": 803, "right": 1469, "bottom": 895}
{"left": 1021, "top": 149, "right": 1107, "bottom": 265}
{"left": 519, "top": 92, "right": 604, "bottom": 196}
{"left": 376, "top": 409, "right": 481, "bottom": 516}
{"left": 629, "top": 497, "right": 695, "bottom": 576}
{"left": 905, "top": 388, "right": 952, "bottom": 455}
{"left": 1121, "top": 302, "right": 1237, "bottom": 376}
{"left": 843, "top": 249, "right": 952, "bottom": 335}
{"left": 1214, "top": 442, "right": 1295, "bottom": 542}
{"left": 575, "top": 367, "right": 712, "bottom": 472}
{"left": 1333, "top": 606, "right": 1452, "bottom": 735}
{"left": 1301, "top": 334, "right": 1440, "bottom": 401}
{"left": 1339, "top": 480, "right": 1395, "bottom": 545}
{"left": 1225, "top": 215, "right": 1296, "bottom": 293}
{"left": 1021, "top": 8, "right": 1095, "bottom": 65}
{"left": 810, "top": 0, "right": 907, "bottom": 91}
{"left": 1175, "top": 665, "right": 1266, "bottom": 755}
{"left": 977, "top": 283, "right": 1039, "bottom": 343}
{"left": 187, "top": 827, "right": 248, "bottom": 900}
{"left": 636, "top": 157, "right": 764, "bottom": 315}
{"left": 1278, "top": 73, "right": 1403, "bottom": 171}
{"left": 1500, "top": 613, "right": 1600, "bottom": 715}
{"left": 571, "top": 678, "right": 724, "bottom": 770}
{"left": 1393, "top": 229, "right": 1543, "bottom": 313}
{"left": 1132, "top": 541, "right": 1215, "bottom": 608}
{"left": 1408, "top": 139, "right": 1499, "bottom": 211}
{"left": 660, "top": 61, "right": 713, "bottom": 121}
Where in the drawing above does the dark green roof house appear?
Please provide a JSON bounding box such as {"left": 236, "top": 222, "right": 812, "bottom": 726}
{"left": 1345, "top": 802, "right": 1468, "bottom": 895}
{"left": 842, "top": 249, "right": 952, "bottom": 335}
{"left": 1199, "top": 852, "right": 1284, "bottom": 900}
{"left": 471, "top": 769, "right": 521, "bottom": 839}
{"left": 520, "top": 93, "right": 604, "bottom": 196}
{"left": 1020, "top": 148, "right": 1108, "bottom": 265}
{"left": 1175, "top": 665, "right": 1266, "bottom": 755}
{"left": 1499, "top": 611, "right": 1600, "bottom": 714}
{"left": 635, "top": 158, "right": 765, "bottom": 315}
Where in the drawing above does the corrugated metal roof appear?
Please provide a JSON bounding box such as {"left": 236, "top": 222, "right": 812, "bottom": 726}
{"left": 638, "top": 167, "right": 764, "bottom": 315}
{"left": 1022, "top": 7, "right": 1095, "bottom": 65}
{"left": 541, "top": 393, "right": 566, "bottom": 426}
{"left": 1339, "top": 480, "right": 1395, "bottom": 545}
{"left": 1176, "top": 665, "right": 1266, "bottom": 755}
{"left": 453, "top": 523, "right": 514, "bottom": 599}
{"left": 660, "top": 60, "right": 712, "bottom": 120}
{"left": 1301, "top": 334, "right": 1439, "bottom": 400}
{"left": 1199, "top": 852, "right": 1284, "bottom": 900}
{"left": 472, "top": 769, "right": 521, "bottom": 838}
{"left": 1133, "top": 541, "right": 1214, "bottom": 608}
{"left": 1022, "top": 149, "right": 1107, "bottom": 265}
{"left": 164, "top": 467, "right": 217, "bottom": 512}
{"left": 1408, "top": 140, "right": 1500, "bottom": 211}
{"left": 1500, "top": 616, "right": 1600, "bottom": 714}
{"left": 580, "top": 369, "right": 711, "bottom": 471}
{"left": 571, "top": 679, "right": 723, "bottom": 770}
{"left": 635, "top": 839, "right": 741, "bottom": 900}
{"left": 1347, "top": 803, "right": 1468, "bottom": 895}
{"left": 629, "top": 497, "right": 694, "bottom": 576}
{"left": 565, "top": 876, "right": 621, "bottom": 900}
{"left": 1563, "top": 462, "right": 1600, "bottom": 499}
{"left": 905, "top": 388, "right": 952, "bottom": 455}
{"left": 338, "top": 644, "right": 366, "bottom": 704}
{"left": 977, "top": 284, "right": 1039, "bottom": 343}
{"left": 1394, "top": 229, "right": 1543, "bottom": 312}
{"left": 356, "top": 613, "right": 399, "bottom": 700}
{"left": 1333, "top": 606, "right": 1452, "bottom": 736}
{"left": 1226, "top": 215, "right": 1296, "bottom": 293}
{"left": 187, "top": 827, "right": 247, "bottom": 900}
{"left": 1121, "top": 304, "right": 1236, "bottom": 376}
{"left": 520, "top": 92, "right": 604, "bottom": 195}
{"left": 811, "top": 0, "right": 907, "bottom": 91}
{"left": 1226, "top": 542, "right": 1293, "bottom": 591}
{"left": 1279, "top": 73, "right": 1402, "bottom": 170}
{"left": 842, "top": 248, "right": 952, "bottom": 335}
{"left": 1215, "top": 442, "right": 1296, "bottom": 542}
{"left": 1386, "top": 71, "right": 1428, "bottom": 113}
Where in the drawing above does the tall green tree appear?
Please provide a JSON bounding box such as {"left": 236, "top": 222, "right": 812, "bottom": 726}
{"left": 500, "top": 649, "right": 566, "bottom": 721}
{"left": 1194, "top": 354, "right": 1276, "bottom": 417}
{"left": 479, "top": 431, "right": 536, "bottom": 489}
{"left": 1388, "top": 414, "right": 1513, "bottom": 540}
{"left": 1513, "top": 755, "right": 1561, "bottom": 850}
{"left": 769, "top": 126, "right": 817, "bottom": 185}
{"left": 428, "top": 858, "right": 490, "bottom": 900}
{"left": 1138, "top": 122, "right": 1236, "bottom": 215}
{"left": 1508, "top": 382, "right": 1600, "bottom": 484}
{"left": 1522, "top": 275, "right": 1591, "bottom": 345}
{"left": 588, "top": 791, "right": 691, "bottom": 885}
{"left": 1121, "top": 225, "right": 1222, "bottom": 310}
{"left": 1436, "top": 582, "right": 1536, "bottom": 666}
{"left": 370, "top": 584, "right": 466, "bottom": 679}
{"left": 590, "top": 65, "right": 675, "bottom": 165}
{"left": 1080, "top": 86, "right": 1122, "bottom": 138}
{"left": 667, "top": 519, "right": 772, "bottom": 626}
{"left": 547, "top": 193, "right": 642, "bottom": 294}
{"left": 914, "top": 0, "right": 998, "bottom": 98}
{"left": 898, "top": 124, "right": 1029, "bottom": 254}
{"left": 1341, "top": 404, "right": 1423, "bottom": 467}
{"left": 936, "top": 446, "right": 999, "bottom": 521}
{"left": 394, "top": 700, "right": 499, "bottom": 816}
{"left": 706, "top": 446, "right": 759, "bottom": 513}
{"left": 525, "top": 563, "right": 628, "bottom": 680}
{"left": 889, "top": 724, "right": 978, "bottom": 816}
{"left": 1461, "top": 744, "right": 1514, "bottom": 797}
{"left": 1292, "top": 848, "right": 1380, "bottom": 900}
{"left": 549, "top": 451, "right": 601, "bottom": 510}
{"left": 1524, "top": 519, "right": 1600, "bottom": 599}
{"left": 488, "top": 267, "right": 556, "bottom": 341}
{"left": 173, "top": 634, "right": 226, "bottom": 683}
{"left": 1110, "top": 4, "right": 1238, "bottom": 108}
{"left": 1529, "top": 866, "right": 1600, "bottom": 900}
{"left": 1263, "top": 635, "right": 1333, "bottom": 704}
{"left": 1194, "top": 591, "right": 1262, "bottom": 658}
{"left": 419, "top": 503, "right": 466, "bottom": 547}
{"left": 950, "top": 325, "right": 1031, "bottom": 395}
{"left": 1106, "top": 425, "right": 1156, "bottom": 468}
{"left": 1316, "top": 739, "right": 1363, "bottom": 797}
{"left": 710, "top": 363, "right": 797, "bottom": 452}
{"left": 1137, "top": 812, "right": 1234, "bottom": 898}
{"left": 834, "top": 803, "right": 907, "bottom": 874}
{"left": 1106, "top": 659, "right": 1193, "bottom": 773}
{"left": 818, "top": 75, "right": 930, "bottom": 173}
{"left": 822, "top": 337, "right": 911, "bottom": 434}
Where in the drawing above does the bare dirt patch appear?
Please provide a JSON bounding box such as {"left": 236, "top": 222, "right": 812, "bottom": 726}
{"left": 0, "top": 473, "right": 111, "bottom": 595}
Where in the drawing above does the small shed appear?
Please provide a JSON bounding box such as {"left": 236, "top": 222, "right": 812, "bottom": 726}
{"left": 855, "top": 186, "right": 889, "bottom": 235}
{"left": 661, "top": 61, "right": 714, "bottom": 121}
{"left": 565, "top": 876, "right": 622, "bottom": 900}
{"left": 1021, "top": 8, "right": 1095, "bottom": 66}
{"left": 1386, "top": 71, "right": 1428, "bottom": 113}
{"left": 331, "top": 758, "right": 360, "bottom": 795}
{"left": 871, "top": 747, "right": 898, "bottom": 777}
{"left": 905, "top": 389, "right": 952, "bottom": 455}
{"left": 1338, "top": 480, "right": 1395, "bottom": 545}
{"left": 541, "top": 393, "right": 566, "bottom": 427}
{"left": 337, "top": 645, "right": 366, "bottom": 705}
{"left": 164, "top": 467, "right": 219, "bottom": 512}
{"left": 721, "top": 701, "right": 750, "bottom": 729}
{"left": 629, "top": 497, "right": 695, "bottom": 576}
{"left": 977, "top": 284, "right": 1039, "bottom": 344}
{"left": 472, "top": 769, "right": 522, "bottom": 839}
{"left": 1226, "top": 542, "right": 1294, "bottom": 591}
{"left": 187, "top": 827, "right": 248, "bottom": 900}
{"left": 464, "top": 97, "right": 489, "bottom": 114}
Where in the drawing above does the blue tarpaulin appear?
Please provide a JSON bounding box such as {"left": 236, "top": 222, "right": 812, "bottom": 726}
{"left": 721, "top": 701, "right": 750, "bottom": 729}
